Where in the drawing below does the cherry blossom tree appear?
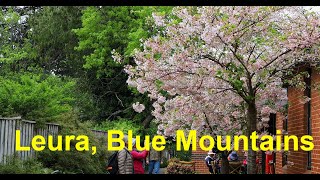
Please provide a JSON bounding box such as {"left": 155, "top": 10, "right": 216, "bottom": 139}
{"left": 121, "top": 7, "right": 320, "bottom": 173}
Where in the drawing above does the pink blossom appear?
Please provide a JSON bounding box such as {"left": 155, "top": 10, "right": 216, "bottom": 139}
{"left": 111, "top": 49, "right": 123, "bottom": 64}
{"left": 132, "top": 102, "right": 145, "bottom": 113}
{"left": 152, "top": 13, "right": 165, "bottom": 27}
{"left": 126, "top": 77, "right": 137, "bottom": 87}
{"left": 157, "top": 95, "right": 166, "bottom": 104}
{"left": 124, "top": 6, "right": 320, "bottom": 143}
{"left": 261, "top": 117, "right": 270, "bottom": 123}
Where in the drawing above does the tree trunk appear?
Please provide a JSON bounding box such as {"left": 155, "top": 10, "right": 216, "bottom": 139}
{"left": 246, "top": 101, "right": 257, "bottom": 174}
{"left": 142, "top": 114, "right": 153, "bottom": 129}
{"left": 221, "top": 150, "right": 230, "bottom": 174}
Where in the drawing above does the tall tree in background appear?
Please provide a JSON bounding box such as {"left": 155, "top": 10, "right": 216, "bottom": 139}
{"left": 0, "top": 7, "right": 111, "bottom": 173}
{"left": 0, "top": 7, "right": 78, "bottom": 124}
{"left": 1, "top": 6, "right": 173, "bottom": 130}
{"left": 73, "top": 6, "right": 173, "bottom": 131}
{"left": 26, "top": 6, "right": 100, "bottom": 121}
{"left": 28, "top": 6, "right": 85, "bottom": 77}
{"left": 0, "top": 6, "right": 38, "bottom": 73}
{"left": 124, "top": 6, "right": 320, "bottom": 173}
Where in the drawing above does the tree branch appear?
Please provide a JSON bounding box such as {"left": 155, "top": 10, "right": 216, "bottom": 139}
{"left": 142, "top": 114, "right": 153, "bottom": 129}
{"left": 201, "top": 54, "right": 226, "bottom": 68}
{"left": 213, "top": 88, "right": 235, "bottom": 95}
{"left": 203, "top": 111, "right": 214, "bottom": 135}
{"left": 253, "top": 63, "right": 296, "bottom": 93}
{"left": 232, "top": 11, "right": 276, "bottom": 36}
{"left": 216, "top": 77, "right": 250, "bottom": 103}
{"left": 247, "top": 43, "right": 256, "bottom": 63}
{"left": 106, "top": 106, "right": 131, "bottom": 120}
{"left": 158, "top": 70, "right": 196, "bottom": 79}
{"left": 252, "top": 49, "right": 292, "bottom": 77}
{"left": 115, "top": 92, "right": 124, "bottom": 107}
{"left": 217, "top": 34, "right": 251, "bottom": 75}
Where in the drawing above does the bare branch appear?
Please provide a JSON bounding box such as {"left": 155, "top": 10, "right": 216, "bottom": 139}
{"left": 115, "top": 93, "right": 124, "bottom": 107}
{"left": 106, "top": 106, "right": 131, "bottom": 120}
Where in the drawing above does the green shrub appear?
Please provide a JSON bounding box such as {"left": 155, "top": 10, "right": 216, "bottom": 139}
{"left": 0, "top": 73, "right": 75, "bottom": 124}
{"left": 0, "top": 156, "right": 52, "bottom": 174}
{"left": 143, "top": 120, "right": 158, "bottom": 137}
{"left": 160, "top": 156, "right": 168, "bottom": 168}
{"left": 166, "top": 141, "right": 192, "bottom": 161}
{"left": 94, "top": 117, "right": 142, "bottom": 135}
{"left": 37, "top": 112, "right": 111, "bottom": 174}
{"left": 174, "top": 150, "right": 192, "bottom": 161}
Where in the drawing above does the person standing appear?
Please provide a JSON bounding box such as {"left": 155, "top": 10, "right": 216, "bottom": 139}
{"left": 118, "top": 135, "right": 134, "bottom": 174}
{"left": 131, "top": 138, "right": 149, "bottom": 174}
{"left": 146, "top": 141, "right": 163, "bottom": 174}
{"left": 205, "top": 150, "right": 215, "bottom": 174}
{"left": 265, "top": 150, "right": 274, "bottom": 174}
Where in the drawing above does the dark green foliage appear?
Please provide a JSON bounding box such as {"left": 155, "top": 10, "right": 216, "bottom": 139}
{"left": 28, "top": 6, "right": 85, "bottom": 77}
{"left": 160, "top": 156, "right": 169, "bottom": 168}
{"left": 0, "top": 156, "right": 52, "bottom": 174}
{"left": 73, "top": 6, "right": 173, "bottom": 124}
{"left": 166, "top": 140, "right": 192, "bottom": 161}
{"left": 37, "top": 112, "right": 110, "bottom": 174}
{"left": 175, "top": 150, "right": 192, "bottom": 162}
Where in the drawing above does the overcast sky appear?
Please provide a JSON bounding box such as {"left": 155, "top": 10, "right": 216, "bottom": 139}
{"left": 304, "top": 6, "right": 320, "bottom": 12}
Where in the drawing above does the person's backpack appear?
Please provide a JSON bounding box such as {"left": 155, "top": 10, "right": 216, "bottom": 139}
{"left": 106, "top": 151, "right": 119, "bottom": 174}
{"left": 106, "top": 149, "right": 133, "bottom": 174}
